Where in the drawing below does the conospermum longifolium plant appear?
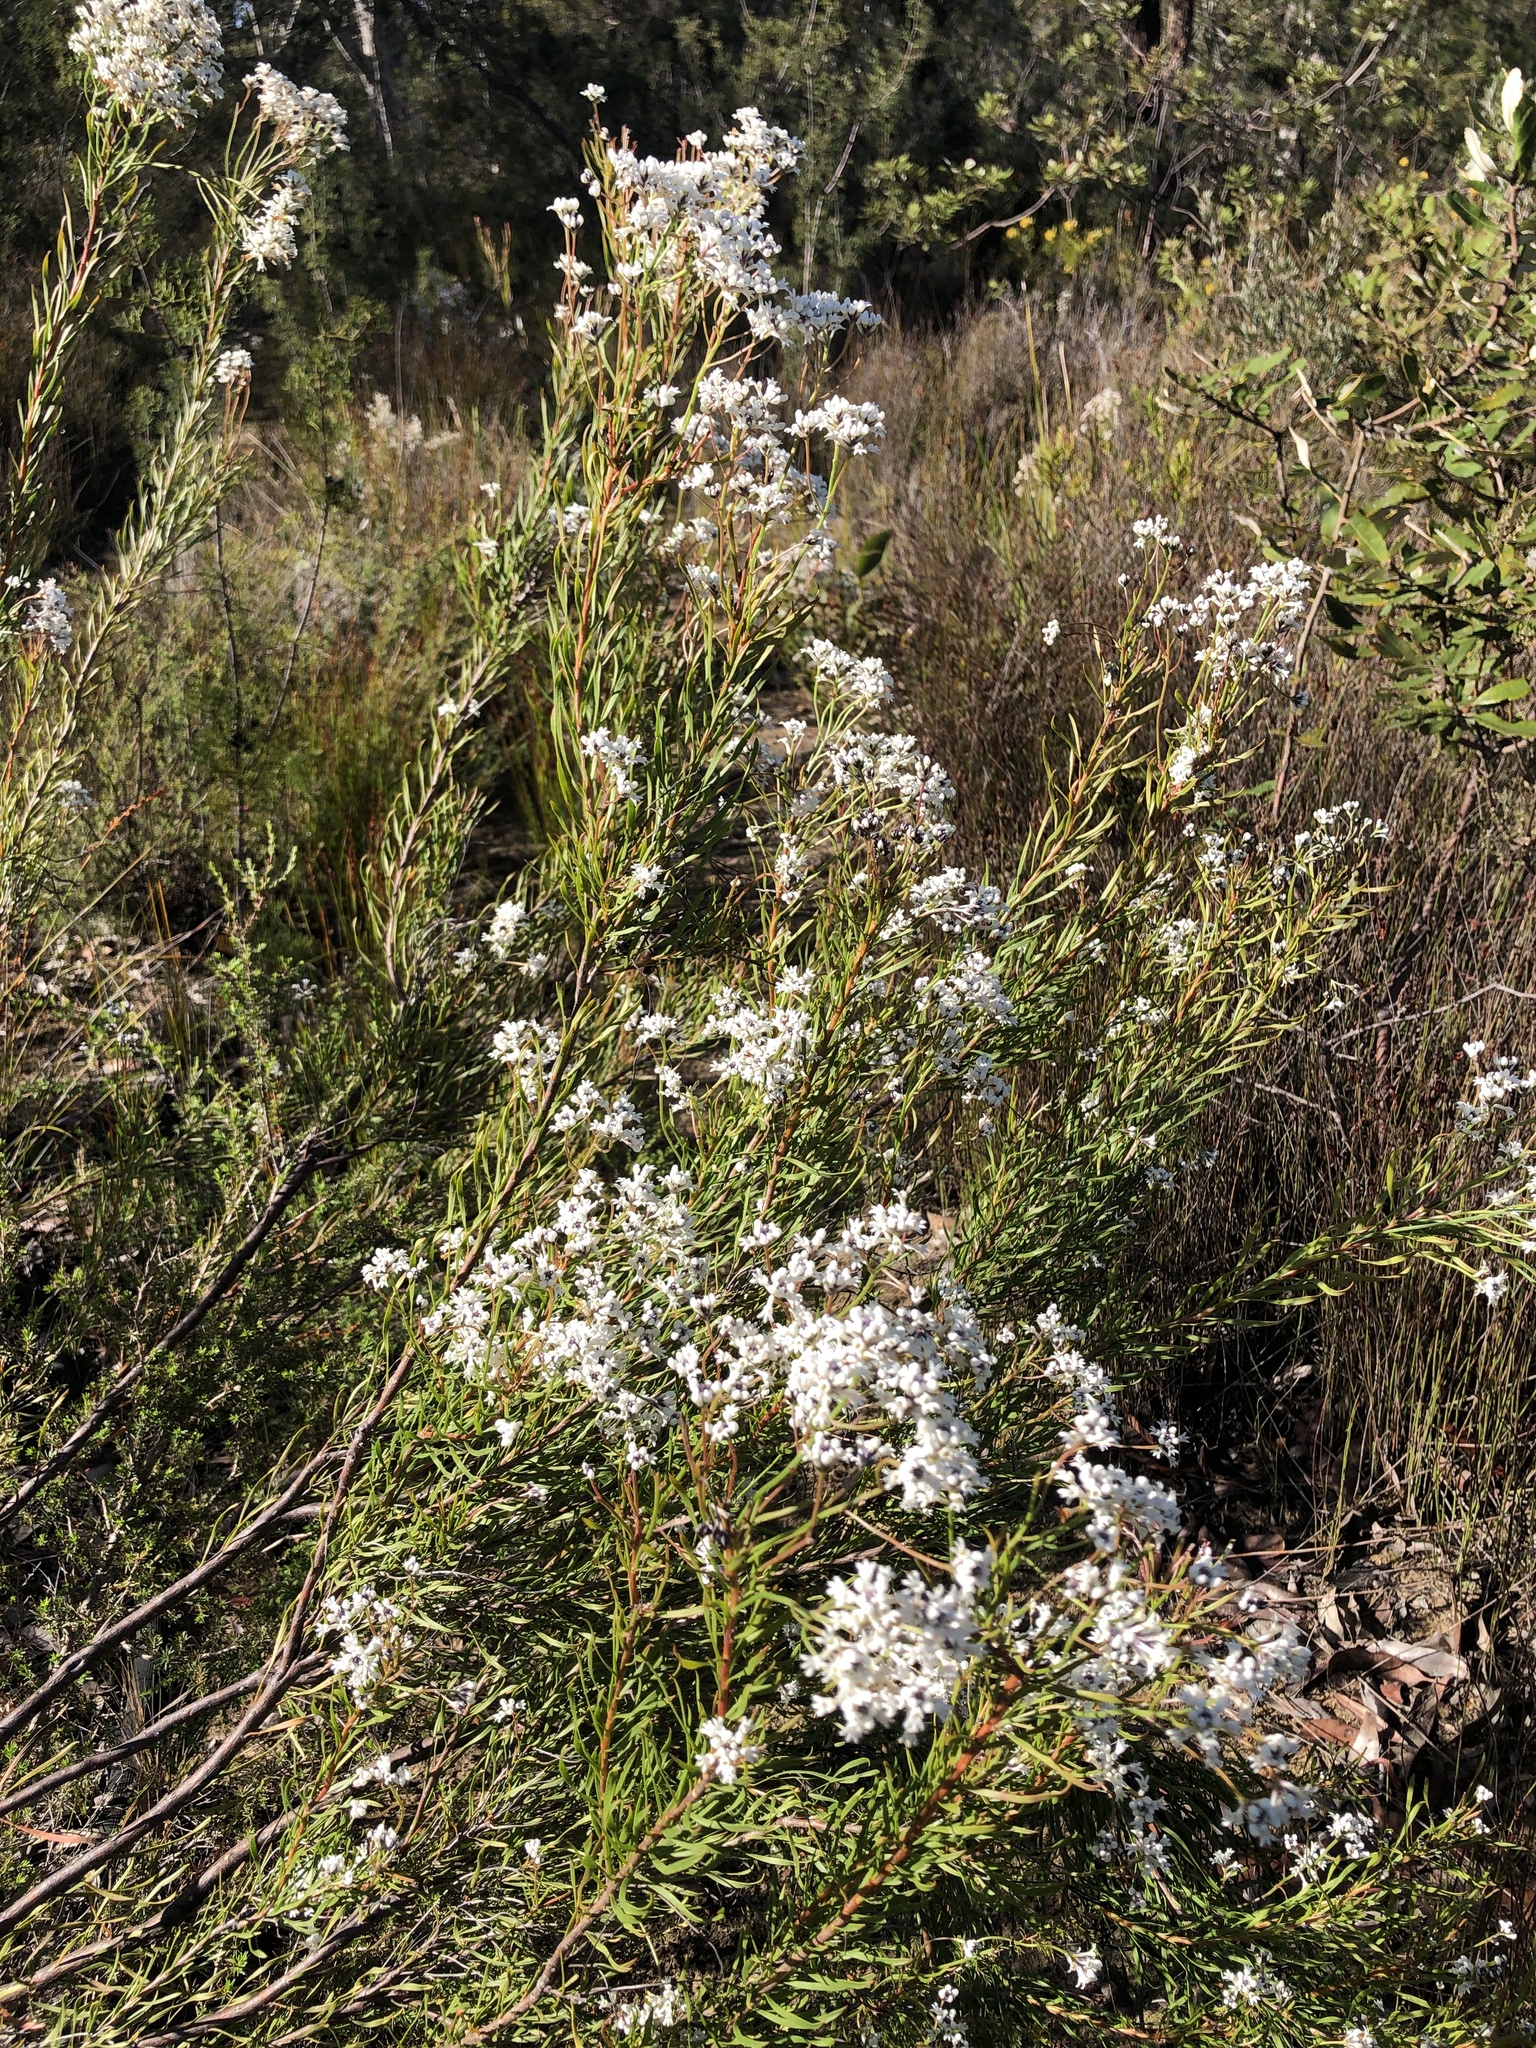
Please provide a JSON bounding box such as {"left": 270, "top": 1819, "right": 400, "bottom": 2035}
{"left": 0, "top": 0, "right": 346, "bottom": 962}
{"left": 10, "top": 78, "right": 1533, "bottom": 2048}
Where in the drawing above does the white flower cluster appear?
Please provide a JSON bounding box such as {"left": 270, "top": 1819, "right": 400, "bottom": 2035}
{"left": 828, "top": 731, "right": 956, "bottom": 850}
{"left": 907, "top": 868, "right": 1007, "bottom": 939}
{"left": 1066, "top": 1946, "right": 1103, "bottom": 1989}
{"left": 1057, "top": 1454, "right": 1182, "bottom": 1554}
{"left": 241, "top": 169, "right": 309, "bottom": 271}
{"left": 70, "top": 0, "right": 222, "bottom": 125}
{"left": 801, "top": 1541, "right": 992, "bottom": 1742}
{"left": 793, "top": 395, "right": 885, "bottom": 455}
{"left": 491, "top": 1017, "right": 560, "bottom": 1102}
{"left": 361, "top": 1246, "right": 425, "bottom": 1292}
{"left": 594, "top": 109, "right": 875, "bottom": 344}
{"left": 244, "top": 62, "right": 347, "bottom": 152}
{"left": 351, "top": 1749, "right": 413, "bottom": 1792}
{"left": 1131, "top": 515, "right": 1181, "bottom": 551}
{"left": 931, "top": 1984, "right": 967, "bottom": 2047}
{"left": 1220, "top": 1953, "right": 1292, "bottom": 2009}
{"left": 1456, "top": 1039, "right": 1536, "bottom": 1132}
{"left": 24, "top": 579, "right": 72, "bottom": 656}
{"left": 696, "top": 1711, "right": 761, "bottom": 1782}
{"left": 301, "top": 1819, "right": 399, "bottom": 1896}
{"left": 365, "top": 391, "right": 424, "bottom": 452}
{"left": 1036, "top": 1310, "right": 1187, "bottom": 1548}
{"left": 1144, "top": 557, "right": 1311, "bottom": 683}
{"left": 1285, "top": 800, "right": 1388, "bottom": 871}
{"left": 213, "top": 346, "right": 253, "bottom": 386}
{"left": 1016, "top": 1306, "right": 1321, "bottom": 1853}
{"left": 424, "top": 1163, "right": 701, "bottom": 1466}
{"left": 316, "top": 1585, "right": 413, "bottom": 1702}
{"left": 484, "top": 899, "right": 529, "bottom": 962}
{"left": 777, "top": 1290, "right": 990, "bottom": 1508}
{"left": 551, "top": 1079, "right": 645, "bottom": 1150}
{"left": 665, "top": 373, "right": 875, "bottom": 527}
{"left": 1165, "top": 701, "right": 1214, "bottom": 788}
{"left": 580, "top": 727, "right": 647, "bottom": 800}
{"left": 1079, "top": 387, "right": 1122, "bottom": 440}
{"left": 708, "top": 982, "right": 812, "bottom": 1102}
{"left": 609, "top": 1981, "right": 684, "bottom": 2036}
{"left": 801, "top": 637, "right": 893, "bottom": 707}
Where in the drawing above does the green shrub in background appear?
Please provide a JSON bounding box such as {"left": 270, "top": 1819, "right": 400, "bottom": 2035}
{"left": 5, "top": 0, "right": 1536, "bottom": 468}
{"left": 1, "top": 15, "right": 1532, "bottom": 2041}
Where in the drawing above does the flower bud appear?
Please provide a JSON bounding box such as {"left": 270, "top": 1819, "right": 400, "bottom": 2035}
{"left": 1502, "top": 67, "right": 1525, "bottom": 132}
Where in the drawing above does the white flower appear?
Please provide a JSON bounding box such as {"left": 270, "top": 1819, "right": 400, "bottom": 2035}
{"left": 1057, "top": 1452, "right": 1181, "bottom": 1553}
{"left": 1249, "top": 1731, "right": 1300, "bottom": 1772}
{"left": 70, "top": 0, "right": 222, "bottom": 125}
{"left": 1066, "top": 1947, "right": 1102, "bottom": 1989}
{"left": 1502, "top": 68, "right": 1525, "bottom": 132}
{"left": 1079, "top": 387, "right": 1122, "bottom": 439}
{"left": 801, "top": 1542, "right": 990, "bottom": 1744}
{"left": 696, "top": 1712, "right": 761, "bottom": 1783}
{"left": 549, "top": 196, "right": 583, "bottom": 230}
{"left": 361, "top": 1246, "right": 424, "bottom": 1292}
{"left": 549, "top": 1080, "right": 646, "bottom": 1151}
{"left": 24, "top": 578, "right": 72, "bottom": 655}
{"left": 1219, "top": 1954, "right": 1292, "bottom": 2009}
{"left": 213, "top": 346, "right": 253, "bottom": 385}
{"left": 316, "top": 1585, "right": 412, "bottom": 1702}
{"left": 1131, "top": 514, "right": 1181, "bottom": 551}
{"left": 1464, "top": 126, "right": 1500, "bottom": 182}
{"left": 1344, "top": 2029, "right": 1376, "bottom": 2048}
{"left": 801, "top": 637, "right": 892, "bottom": 707}
{"left": 610, "top": 1981, "right": 683, "bottom": 2036}
{"left": 523, "top": 1837, "right": 543, "bottom": 1865}
{"left": 244, "top": 62, "right": 347, "bottom": 152}
{"left": 907, "top": 867, "right": 1007, "bottom": 939}
{"left": 1473, "top": 1266, "right": 1509, "bottom": 1306}
{"left": 931, "top": 1984, "right": 966, "bottom": 2048}
{"left": 351, "top": 1750, "right": 412, "bottom": 1789}
{"left": 1327, "top": 1809, "right": 1375, "bottom": 1858}
{"left": 581, "top": 81, "right": 607, "bottom": 102}
{"left": 580, "top": 727, "right": 646, "bottom": 800}
{"left": 491, "top": 1017, "right": 560, "bottom": 1102}
{"left": 793, "top": 395, "right": 885, "bottom": 455}
{"left": 483, "top": 900, "right": 531, "bottom": 961}
{"left": 240, "top": 169, "right": 309, "bottom": 271}
{"left": 709, "top": 986, "right": 810, "bottom": 1102}
{"left": 1042, "top": 617, "right": 1061, "bottom": 646}
{"left": 772, "top": 1288, "right": 990, "bottom": 1509}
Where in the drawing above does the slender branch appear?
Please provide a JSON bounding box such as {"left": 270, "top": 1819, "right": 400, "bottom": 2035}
{"left": 132, "top": 1910, "right": 383, "bottom": 2046}
{"left": 0, "top": 1134, "right": 332, "bottom": 1533}
{"left": 0, "top": 1343, "right": 416, "bottom": 1935}
{"left": 0, "top": 1651, "right": 329, "bottom": 1821}
{"left": 462, "top": 1777, "right": 713, "bottom": 2041}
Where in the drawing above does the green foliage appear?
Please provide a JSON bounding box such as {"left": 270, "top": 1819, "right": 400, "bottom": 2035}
{"left": 1186, "top": 74, "right": 1536, "bottom": 750}
{"left": 1, "top": 57, "right": 1531, "bottom": 2042}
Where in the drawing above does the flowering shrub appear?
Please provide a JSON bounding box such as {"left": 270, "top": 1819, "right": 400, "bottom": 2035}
{"left": 0, "top": 35, "right": 1530, "bottom": 2048}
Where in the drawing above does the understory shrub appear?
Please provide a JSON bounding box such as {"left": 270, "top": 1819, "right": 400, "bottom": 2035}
{"left": 0, "top": 12, "right": 1530, "bottom": 2045}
